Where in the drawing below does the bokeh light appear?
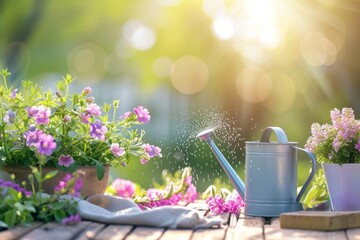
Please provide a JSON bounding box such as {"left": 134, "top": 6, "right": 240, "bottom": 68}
{"left": 170, "top": 55, "right": 209, "bottom": 95}
{"left": 153, "top": 56, "right": 173, "bottom": 78}
{"left": 121, "top": 20, "right": 156, "bottom": 51}
{"left": 236, "top": 68, "right": 272, "bottom": 103}
{"left": 67, "top": 42, "right": 106, "bottom": 83}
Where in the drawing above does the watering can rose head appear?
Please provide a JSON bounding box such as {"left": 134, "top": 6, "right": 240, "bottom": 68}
{"left": 0, "top": 69, "right": 162, "bottom": 179}
{"left": 305, "top": 107, "right": 360, "bottom": 164}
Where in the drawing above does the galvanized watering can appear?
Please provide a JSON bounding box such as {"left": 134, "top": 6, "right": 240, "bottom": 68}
{"left": 197, "top": 126, "right": 317, "bottom": 217}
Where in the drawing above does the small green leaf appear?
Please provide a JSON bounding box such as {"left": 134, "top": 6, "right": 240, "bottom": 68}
{"left": 5, "top": 210, "right": 16, "bottom": 228}
{"left": 44, "top": 170, "right": 58, "bottom": 180}
{"left": 68, "top": 131, "right": 78, "bottom": 138}
{"left": 54, "top": 209, "right": 66, "bottom": 223}
{"left": 95, "top": 162, "right": 105, "bottom": 181}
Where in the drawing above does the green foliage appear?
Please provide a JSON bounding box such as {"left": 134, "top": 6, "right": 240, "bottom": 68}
{"left": 301, "top": 169, "right": 329, "bottom": 209}
{"left": 0, "top": 169, "right": 80, "bottom": 229}
{"left": 0, "top": 69, "right": 159, "bottom": 180}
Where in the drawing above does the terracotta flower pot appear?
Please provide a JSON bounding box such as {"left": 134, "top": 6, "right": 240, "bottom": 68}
{"left": 2, "top": 166, "right": 109, "bottom": 198}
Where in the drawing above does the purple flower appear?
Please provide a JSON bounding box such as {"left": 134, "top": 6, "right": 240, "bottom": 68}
{"left": 3, "top": 109, "right": 16, "bottom": 124}
{"left": 133, "top": 106, "right": 150, "bottom": 124}
{"left": 54, "top": 180, "right": 67, "bottom": 192}
{"left": 37, "top": 133, "right": 57, "bottom": 156}
{"left": 10, "top": 89, "right": 17, "bottom": 99}
{"left": 80, "top": 112, "right": 91, "bottom": 124}
{"left": 58, "top": 154, "right": 75, "bottom": 167}
{"left": 35, "top": 105, "right": 51, "bottom": 125}
{"left": 73, "top": 178, "right": 83, "bottom": 194}
{"left": 86, "top": 103, "right": 101, "bottom": 117}
{"left": 0, "top": 180, "right": 31, "bottom": 197}
{"left": 26, "top": 106, "right": 39, "bottom": 118}
{"left": 90, "top": 120, "right": 108, "bottom": 140}
{"left": 356, "top": 139, "right": 360, "bottom": 151}
{"left": 142, "top": 144, "right": 162, "bottom": 158}
{"left": 140, "top": 158, "right": 148, "bottom": 165}
{"left": 62, "top": 214, "right": 81, "bottom": 225}
{"left": 111, "top": 178, "right": 135, "bottom": 198}
{"left": 110, "top": 143, "right": 125, "bottom": 157}
{"left": 24, "top": 126, "right": 43, "bottom": 146}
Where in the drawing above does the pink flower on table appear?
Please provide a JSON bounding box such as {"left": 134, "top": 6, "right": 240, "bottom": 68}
{"left": 133, "top": 106, "right": 150, "bottom": 124}
{"left": 224, "top": 191, "right": 244, "bottom": 214}
{"left": 206, "top": 195, "right": 225, "bottom": 215}
{"left": 86, "top": 103, "right": 101, "bottom": 117}
{"left": 90, "top": 120, "right": 108, "bottom": 140}
{"left": 111, "top": 178, "right": 135, "bottom": 198}
{"left": 110, "top": 143, "right": 125, "bottom": 157}
{"left": 183, "top": 184, "right": 198, "bottom": 203}
{"left": 26, "top": 106, "right": 39, "bottom": 118}
{"left": 35, "top": 105, "right": 51, "bottom": 125}
{"left": 58, "top": 154, "right": 75, "bottom": 167}
{"left": 37, "top": 133, "right": 57, "bottom": 156}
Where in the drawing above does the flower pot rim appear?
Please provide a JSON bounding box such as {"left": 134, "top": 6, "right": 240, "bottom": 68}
{"left": 322, "top": 162, "right": 360, "bottom": 166}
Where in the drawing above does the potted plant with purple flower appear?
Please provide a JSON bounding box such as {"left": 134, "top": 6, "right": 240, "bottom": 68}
{"left": 305, "top": 107, "right": 360, "bottom": 211}
{"left": 0, "top": 69, "right": 162, "bottom": 197}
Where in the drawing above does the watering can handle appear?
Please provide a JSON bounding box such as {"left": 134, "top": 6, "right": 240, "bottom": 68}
{"left": 294, "top": 147, "right": 317, "bottom": 202}
{"left": 260, "top": 127, "right": 288, "bottom": 143}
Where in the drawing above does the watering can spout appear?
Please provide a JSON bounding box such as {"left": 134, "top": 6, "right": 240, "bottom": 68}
{"left": 196, "top": 129, "right": 245, "bottom": 199}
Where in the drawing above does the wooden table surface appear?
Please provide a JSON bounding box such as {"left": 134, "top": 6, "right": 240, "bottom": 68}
{"left": 1, "top": 200, "right": 360, "bottom": 240}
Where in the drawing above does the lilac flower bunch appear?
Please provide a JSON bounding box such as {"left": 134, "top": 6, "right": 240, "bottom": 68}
{"left": 0, "top": 69, "right": 161, "bottom": 180}
{"left": 107, "top": 167, "right": 198, "bottom": 209}
{"left": 305, "top": 107, "right": 360, "bottom": 164}
{"left": 203, "top": 185, "right": 244, "bottom": 215}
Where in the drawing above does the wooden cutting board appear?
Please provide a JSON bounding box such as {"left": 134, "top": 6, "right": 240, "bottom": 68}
{"left": 280, "top": 211, "right": 360, "bottom": 231}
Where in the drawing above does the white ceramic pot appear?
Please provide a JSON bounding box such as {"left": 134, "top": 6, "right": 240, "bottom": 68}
{"left": 322, "top": 162, "right": 360, "bottom": 211}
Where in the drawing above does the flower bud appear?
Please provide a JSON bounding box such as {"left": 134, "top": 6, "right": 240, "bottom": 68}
{"left": 63, "top": 115, "right": 71, "bottom": 123}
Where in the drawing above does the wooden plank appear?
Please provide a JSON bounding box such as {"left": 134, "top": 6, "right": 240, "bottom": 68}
{"left": 159, "top": 229, "right": 193, "bottom": 240}
{"left": 347, "top": 228, "right": 360, "bottom": 240}
{"left": 0, "top": 222, "right": 43, "bottom": 240}
{"left": 19, "top": 221, "right": 92, "bottom": 240}
{"left": 226, "top": 215, "right": 264, "bottom": 240}
{"left": 74, "top": 222, "right": 105, "bottom": 240}
{"left": 192, "top": 227, "right": 228, "bottom": 240}
{"left": 280, "top": 210, "right": 360, "bottom": 231}
{"left": 124, "top": 226, "right": 165, "bottom": 240}
{"left": 265, "top": 218, "right": 347, "bottom": 240}
{"left": 94, "top": 225, "right": 133, "bottom": 240}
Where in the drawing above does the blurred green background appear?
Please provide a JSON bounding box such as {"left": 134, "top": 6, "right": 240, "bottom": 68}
{"left": 1, "top": 0, "right": 360, "bottom": 192}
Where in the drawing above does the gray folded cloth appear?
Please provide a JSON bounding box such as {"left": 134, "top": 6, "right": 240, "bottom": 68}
{"left": 78, "top": 194, "right": 223, "bottom": 229}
